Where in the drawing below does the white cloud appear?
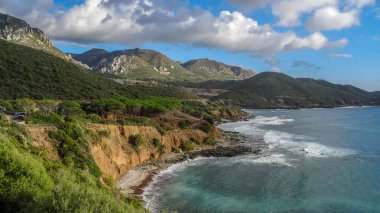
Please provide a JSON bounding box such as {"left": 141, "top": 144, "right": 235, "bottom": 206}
{"left": 271, "top": 0, "right": 338, "bottom": 26}
{"left": 306, "top": 7, "right": 359, "bottom": 31}
{"left": 228, "top": 0, "right": 270, "bottom": 11}
{"left": 0, "top": 0, "right": 348, "bottom": 58}
{"left": 328, "top": 53, "right": 353, "bottom": 58}
{"left": 346, "top": 0, "right": 375, "bottom": 9}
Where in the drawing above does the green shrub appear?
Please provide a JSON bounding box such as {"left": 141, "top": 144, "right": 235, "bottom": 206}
{"left": 129, "top": 134, "right": 145, "bottom": 148}
{"left": 97, "top": 130, "right": 110, "bottom": 138}
{"left": 203, "top": 137, "right": 217, "bottom": 146}
{"left": 173, "top": 147, "right": 181, "bottom": 153}
{"left": 0, "top": 134, "right": 54, "bottom": 212}
{"left": 49, "top": 120, "right": 102, "bottom": 178}
{"left": 159, "top": 144, "right": 167, "bottom": 154}
{"left": 198, "top": 122, "right": 214, "bottom": 133}
{"left": 26, "top": 112, "right": 64, "bottom": 125}
{"left": 152, "top": 138, "right": 161, "bottom": 147}
{"left": 190, "top": 137, "right": 202, "bottom": 145}
{"left": 179, "top": 120, "right": 192, "bottom": 129}
{"left": 181, "top": 141, "right": 195, "bottom": 152}
{"left": 85, "top": 114, "right": 103, "bottom": 123}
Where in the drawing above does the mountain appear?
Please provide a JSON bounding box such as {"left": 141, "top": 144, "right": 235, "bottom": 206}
{"left": 187, "top": 72, "right": 379, "bottom": 108}
{"left": 371, "top": 91, "right": 380, "bottom": 97}
{"left": 0, "top": 13, "right": 91, "bottom": 69}
{"left": 71, "top": 48, "right": 203, "bottom": 82}
{"left": 0, "top": 39, "right": 194, "bottom": 100}
{"left": 181, "top": 58, "right": 256, "bottom": 80}
{"left": 0, "top": 13, "right": 69, "bottom": 59}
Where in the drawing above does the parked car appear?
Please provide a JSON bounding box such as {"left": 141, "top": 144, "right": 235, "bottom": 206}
{"left": 13, "top": 112, "right": 26, "bottom": 120}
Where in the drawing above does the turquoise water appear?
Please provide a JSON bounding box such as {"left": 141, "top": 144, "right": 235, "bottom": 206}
{"left": 143, "top": 107, "right": 380, "bottom": 213}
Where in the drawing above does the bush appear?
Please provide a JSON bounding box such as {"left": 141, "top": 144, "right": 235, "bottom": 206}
{"left": 97, "top": 130, "right": 110, "bottom": 138}
{"left": 26, "top": 112, "right": 64, "bottom": 125}
{"left": 0, "top": 135, "right": 54, "bottom": 212}
{"left": 181, "top": 141, "right": 195, "bottom": 152}
{"left": 152, "top": 138, "right": 161, "bottom": 147}
{"left": 85, "top": 114, "right": 103, "bottom": 123}
{"left": 190, "top": 137, "right": 202, "bottom": 145}
{"left": 129, "top": 134, "right": 145, "bottom": 148}
{"left": 198, "top": 122, "right": 214, "bottom": 133}
{"left": 178, "top": 120, "right": 192, "bottom": 129}
{"left": 49, "top": 120, "right": 102, "bottom": 178}
{"left": 203, "top": 137, "right": 217, "bottom": 146}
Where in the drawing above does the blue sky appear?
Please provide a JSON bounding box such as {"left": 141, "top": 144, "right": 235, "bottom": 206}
{"left": 1, "top": 0, "right": 379, "bottom": 91}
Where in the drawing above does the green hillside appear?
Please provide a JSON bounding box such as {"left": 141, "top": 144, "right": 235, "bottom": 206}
{"left": 184, "top": 72, "right": 379, "bottom": 108}
{"left": 0, "top": 40, "right": 194, "bottom": 100}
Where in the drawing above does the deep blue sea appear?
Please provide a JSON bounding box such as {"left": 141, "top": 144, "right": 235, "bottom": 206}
{"left": 143, "top": 107, "right": 380, "bottom": 213}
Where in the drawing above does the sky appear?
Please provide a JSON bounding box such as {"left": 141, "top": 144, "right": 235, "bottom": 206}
{"left": 0, "top": 0, "right": 379, "bottom": 91}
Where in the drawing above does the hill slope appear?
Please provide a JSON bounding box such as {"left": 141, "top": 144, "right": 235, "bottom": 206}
{"left": 71, "top": 48, "right": 203, "bottom": 82}
{"left": 0, "top": 40, "right": 194, "bottom": 100}
{"left": 197, "top": 72, "right": 379, "bottom": 108}
{"left": 181, "top": 58, "right": 255, "bottom": 80}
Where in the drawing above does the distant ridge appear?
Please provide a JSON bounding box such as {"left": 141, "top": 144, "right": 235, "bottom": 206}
{"left": 71, "top": 48, "right": 200, "bottom": 82}
{"left": 184, "top": 72, "right": 380, "bottom": 108}
{"left": 181, "top": 58, "right": 255, "bottom": 80}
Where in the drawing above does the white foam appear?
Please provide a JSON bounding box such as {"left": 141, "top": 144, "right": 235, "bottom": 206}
{"left": 253, "top": 116, "right": 294, "bottom": 126}
{"left": 264, "top": 130, "right": 356, "bottom": 158}
{"left": 218, "top": 116, "right": 294, "bottom": 135}
{"left": 142, "top": 157, "right": 213, "bottom": 212}
{"left": 231, "top": 154, "right": 295, "bottom": 167}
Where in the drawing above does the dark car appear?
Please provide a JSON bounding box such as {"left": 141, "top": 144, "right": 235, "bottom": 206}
{"left": 13, "top": 112, "right": 26, "bottom": 120}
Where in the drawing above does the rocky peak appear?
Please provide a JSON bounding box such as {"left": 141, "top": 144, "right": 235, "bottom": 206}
{"left": 0, "top": 13, "right": 53, "bottom": 48}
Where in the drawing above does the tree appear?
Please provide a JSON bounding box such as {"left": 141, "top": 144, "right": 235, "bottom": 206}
{"left": 37, "top": 99, "right": 59, "bottom": 115}
{"left": 59, "top": 101, "right": 84, "bottom": 117}
{"left": 15, "top": 98, "right": 35, "bottom": 114}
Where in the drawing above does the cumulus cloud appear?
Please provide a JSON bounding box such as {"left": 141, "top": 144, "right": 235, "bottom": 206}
{"left": 327, "top": 53, "right": 353, "bottom": 58}
{"left": 271, "top": 0, "right": 338, "bottom": 26}
{"left": 306, "top": 7, "right": 359, "bottom": 31}
{"left": 228, "top": 0, "right": 270, "bottom": 11}
{"left": 0, "top": 0, "right": 348, "bottom": 58}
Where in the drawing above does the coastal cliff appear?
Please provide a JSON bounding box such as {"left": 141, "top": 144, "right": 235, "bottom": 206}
{"left": 27, "top": 124, "right": 219, "bottom": 180}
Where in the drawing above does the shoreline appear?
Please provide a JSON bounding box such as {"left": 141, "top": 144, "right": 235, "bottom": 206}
{"left": 116, "top": 130, "right": 261, "bottom": 198}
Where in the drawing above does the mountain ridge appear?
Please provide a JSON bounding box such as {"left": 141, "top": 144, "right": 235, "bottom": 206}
{"left": 181, "top": 58, "right": 256, "bottom": 80}
{"left": 181, "top": 72, "right": 380, "bottom": 108}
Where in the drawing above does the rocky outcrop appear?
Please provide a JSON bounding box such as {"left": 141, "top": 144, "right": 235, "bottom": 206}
{"left": 0, "top": 13, "right": 88, "bottom": 68}
{"left": 71, "top": 48, "right": 198, "bottom": 81}
{"left": 89, "top": 124, "right": 212, "bottom": 179}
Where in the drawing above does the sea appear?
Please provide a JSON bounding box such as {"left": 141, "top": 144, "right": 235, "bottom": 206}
{"left": 143, "top": 107, "right": 380, "bottom": 213}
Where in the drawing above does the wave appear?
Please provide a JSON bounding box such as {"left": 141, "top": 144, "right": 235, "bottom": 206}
{"left": 264, "top": 130, "right": 356, "bottom": 158}
{"left": 218, "top": 116, "right": 294, "bottom": 135}
{"left": 230, "top": 154, "right": 295, "bottom": 167}
{"left": 142, "top": 157, "right": 213, "bottom": 212}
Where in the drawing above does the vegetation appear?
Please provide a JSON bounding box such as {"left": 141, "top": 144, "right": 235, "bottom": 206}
{"left": 129, "top": 134, "right": 145, "bottom": 148}
{"left": 49, "top": 119, "right": 102, "bottom": 178}
{"left": 182, "top": 72, "right": 380, "bottom": 108}
{"left": 0, "top": 39, "right": 195, "bottom": 100}
{"left": 181, "top": 141, "right": 196, "bottom": 152}
{"left": 0, "top": 115, "right": 147, "bottom": 213}
{"left": 203, "top": 137, "right": 217, "bottom": 146}
{"left": 179, "top": 120, "right": 192, "bottom": 129}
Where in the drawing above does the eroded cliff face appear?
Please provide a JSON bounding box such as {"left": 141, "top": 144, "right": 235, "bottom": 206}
{"left": 89, "top": 124, "right": 215, "bottom": 179}
{"left": 28, "top": 124, "right": 217, "bottom": 180}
